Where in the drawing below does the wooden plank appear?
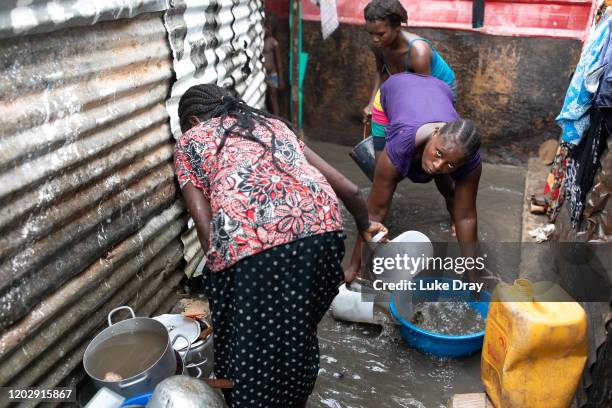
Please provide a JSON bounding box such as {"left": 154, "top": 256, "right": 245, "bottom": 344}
{"left": 448, "top": 393, "right": 495, "bottom": 408}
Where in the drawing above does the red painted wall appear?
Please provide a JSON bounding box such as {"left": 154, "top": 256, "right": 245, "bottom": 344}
{"left": 266, "top": 0, "right": 596, "bottom": 40}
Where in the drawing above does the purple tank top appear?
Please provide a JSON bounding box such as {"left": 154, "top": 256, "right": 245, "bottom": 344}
{"left": 381, "top": 73, "right": 480, "bottom": 182}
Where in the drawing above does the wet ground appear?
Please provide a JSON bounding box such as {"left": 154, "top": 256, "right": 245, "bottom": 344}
{"left": 306, "top": 141, "right": 526, "bottom": 408}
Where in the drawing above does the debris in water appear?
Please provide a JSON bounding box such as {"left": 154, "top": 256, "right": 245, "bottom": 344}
{"left": 410, "top": 302, "right": 485, "bottom": 335}
{"left": 104, "top": 371, "right": 122, "bottom": 381}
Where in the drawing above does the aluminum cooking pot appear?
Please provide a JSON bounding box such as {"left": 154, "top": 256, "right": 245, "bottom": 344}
{"left": 83, "top": 306, "right": 190, "bottom": 398}
{"left": 185, "top": 320, "right": 214, "bottom": 379}
{"left": 151, "top": 314, "right": 213, "bottom": 379}
{"left": 147, "top": 376, "right": 226, "bottom": 408}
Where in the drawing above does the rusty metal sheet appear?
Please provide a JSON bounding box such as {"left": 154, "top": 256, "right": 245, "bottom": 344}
{"left": 163, "top": 0, "right": 266, "bottom": 139}
{"left": 0, "top": 12, "right": 177, "bottom": 329}
{"left": 4, "top": 240, "right": 184, "bottom": 387}
{"left": 0, "top": 0, "right": 169, "bottom": 40}
{"left": 0, "top": 10, "right": 186, "bottom": 393}
{"left": 0, "top": 0, "right": 269, "bottom": 393}
{"left": 0, "top": 202, "right": 185, "bottom": 360}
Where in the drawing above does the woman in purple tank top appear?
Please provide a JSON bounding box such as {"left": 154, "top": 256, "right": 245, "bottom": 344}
{"left": 346, "top": 73, "right": 483, "bottom": 283}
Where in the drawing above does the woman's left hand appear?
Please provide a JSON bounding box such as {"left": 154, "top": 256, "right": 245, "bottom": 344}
{"left": 359, "top": 221, "right": 389, "bottom": 242}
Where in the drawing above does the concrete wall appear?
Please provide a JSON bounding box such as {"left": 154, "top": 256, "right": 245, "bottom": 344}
{"left": 272, "top": 19, "right": 582, "bottom": 164}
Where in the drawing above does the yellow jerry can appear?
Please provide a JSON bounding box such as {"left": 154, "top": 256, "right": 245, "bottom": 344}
{"left": 481, "top": 279, "right": 588, "bottom": 408}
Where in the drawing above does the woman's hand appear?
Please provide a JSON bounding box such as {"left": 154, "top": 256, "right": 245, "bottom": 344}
{"left": 343, "top": 264, "right": 359, "bottom": 284}
{"left": 362, "top": 103, "right": 373, "bottom": 122}
{"left": 344, "top": 222, "right": 388, "bottom": 283}
{"left": 358, "top": 221, "right": 388, "bottom": 242}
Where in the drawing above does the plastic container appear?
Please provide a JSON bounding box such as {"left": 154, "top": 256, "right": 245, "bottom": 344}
{"left": 330, "top": 281, "right": 391, "bottom": 324}
{"left": 389, "top": 277, "right": 490, "bottom": 358}
{"left": 481, "top": 279, "right": 587, "bottom": 408}
{"left": 120, "top": 392, "right": 152, "bottom": 407}
{"left": 331, "top": 231, "right": 432, "bottom": 324}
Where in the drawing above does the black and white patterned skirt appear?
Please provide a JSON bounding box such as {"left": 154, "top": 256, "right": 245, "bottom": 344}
{"left": 203, "top": 231, "right": 346, "bottom": 407}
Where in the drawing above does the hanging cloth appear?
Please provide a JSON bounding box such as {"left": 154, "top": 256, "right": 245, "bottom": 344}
{"left": 565, "top": 109, "right": 609, "bottom": 228}
{"left": 556, "top": 12, "right": 611, "bottom": 145}
{"left": 544, "top": 143, "right": 571, "bottom": 222}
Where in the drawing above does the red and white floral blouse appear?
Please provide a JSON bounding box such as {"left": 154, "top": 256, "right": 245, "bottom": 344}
{"left": 174, "top": 116, "right": 344, "bottom": 272}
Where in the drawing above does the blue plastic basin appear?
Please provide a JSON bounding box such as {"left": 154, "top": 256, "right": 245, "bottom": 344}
{"left": 389, "top": 277, "right": 490, "bottom": 358}
{"left": 120, "top": 392, "right": 152, "bottom": 407}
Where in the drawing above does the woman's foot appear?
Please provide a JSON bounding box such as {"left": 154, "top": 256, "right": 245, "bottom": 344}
{"left": 450, "top": 223, "right": 456, "bottom": 237}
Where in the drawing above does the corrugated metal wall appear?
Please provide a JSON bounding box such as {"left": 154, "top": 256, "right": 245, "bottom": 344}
{"left": 164, "top": 0, "right": 266, "bottom": 275}
{"left": 0, "top": 11, "right": 184, "bottom": 396}
{"left": 0, "top": 0, "right": 168, "bottom": 39}
{"left": 164, "top": 0, "right": 266, "bottom": 138}
{"left": 0, "top": 0, "right": 266, "bottom": 398}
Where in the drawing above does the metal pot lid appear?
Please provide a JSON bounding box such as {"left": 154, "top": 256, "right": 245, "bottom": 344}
{"left": 152, "top": 314, "right": 199, "bottom": 351}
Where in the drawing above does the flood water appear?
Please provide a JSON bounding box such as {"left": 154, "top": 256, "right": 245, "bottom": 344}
{"left": 307, "top": 141, "right": 526, "bottom": 407}
{"left": 312, "top": 318, "right": 483, "bottom": 408}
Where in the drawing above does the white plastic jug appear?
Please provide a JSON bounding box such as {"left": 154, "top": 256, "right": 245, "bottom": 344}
{"left": 331, "top": 231, "right": 433, "bottom": 324}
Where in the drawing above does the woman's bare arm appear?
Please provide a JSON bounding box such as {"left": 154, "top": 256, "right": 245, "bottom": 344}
{"left": 181, "top": 182, "right": 213, "bottom": 252}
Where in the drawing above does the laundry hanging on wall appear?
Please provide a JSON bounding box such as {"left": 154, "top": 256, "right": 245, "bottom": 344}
{"left": 556, "top": 11, "right": 611, "bottom": 145}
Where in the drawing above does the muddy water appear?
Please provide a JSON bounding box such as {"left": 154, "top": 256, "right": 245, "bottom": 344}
{"left": 88, "top": 331, "right": 167, "bottom": 380}
{"left": 410, "top": 302, "right": 485, "bottom": 336}
{"left": 307, "top": 141, "right": 525, "bottom": 407}
{"left": 311, "top": 316, "right": 483, "bottom": 408}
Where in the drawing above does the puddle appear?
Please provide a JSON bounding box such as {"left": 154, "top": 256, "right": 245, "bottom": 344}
{"left": 310, "top": 313, "right": 483, "bottom": 408}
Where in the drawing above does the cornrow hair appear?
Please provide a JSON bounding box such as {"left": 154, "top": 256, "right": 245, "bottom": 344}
{"left": 364, "top": 0, "right": 408, "bottom": 27}
{"left": 438, "top": 119, "right": 481, "bottom": 159}
{"left": 178, "top": 83, "right": 297, "bottom": 175}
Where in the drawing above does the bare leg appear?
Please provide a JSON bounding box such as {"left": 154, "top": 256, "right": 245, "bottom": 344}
{"left": 269, "top": 86, "right": 280, "bottom": 116}
{"left": 222, "top": 389, "right": 232, "bottom": 407}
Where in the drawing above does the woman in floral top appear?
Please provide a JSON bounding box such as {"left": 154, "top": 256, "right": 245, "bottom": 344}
{"left": 174, "top": 84, "right": 387, "bottom": 408}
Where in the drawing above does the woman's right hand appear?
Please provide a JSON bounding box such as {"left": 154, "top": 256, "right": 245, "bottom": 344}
{"left": 362, "top": 103, "right": 373, "bottom": 122}
{"left": 344, "top": 264, "right": 359, "bottom": 284}
{"left": 358, "top": 221, "right": 388, "bottom": 243}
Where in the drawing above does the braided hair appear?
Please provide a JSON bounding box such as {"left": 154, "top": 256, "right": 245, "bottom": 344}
{"left": 364, "top": 0, "right": 408, "bottom": 27}
{"left": 438, "top": 119, "right": 480, "bottom": 159}
{"left": 178, "top": 83, "right": 297, "bottom": 173}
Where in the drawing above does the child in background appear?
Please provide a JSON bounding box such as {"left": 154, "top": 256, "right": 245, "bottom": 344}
{"left": 265, "top": 17, "right": 284, "bottom": 116}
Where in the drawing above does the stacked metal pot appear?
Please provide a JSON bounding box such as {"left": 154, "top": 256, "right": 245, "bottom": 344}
{"left": 83, "top": 306, "right": 213, "bottom": 399}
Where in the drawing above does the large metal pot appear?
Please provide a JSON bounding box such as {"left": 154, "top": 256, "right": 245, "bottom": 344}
{"left": 147, "top": 376, "right": 226, "bottom": 408}
{"left": 83, "top": 306, "right": 189, "bottom": 398}
{"left": 152, "top": 314, "right": 213, "bottom": 379}
{"left": 184, "top": 319, "right": 214, "bottom": 379}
